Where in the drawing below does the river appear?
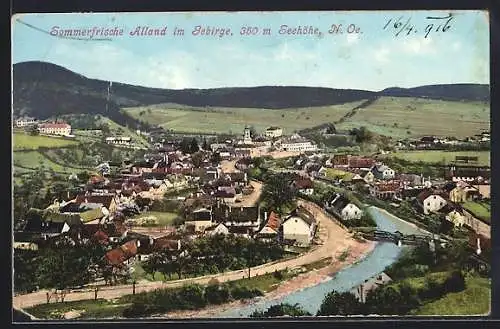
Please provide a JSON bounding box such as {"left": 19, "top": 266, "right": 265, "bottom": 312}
{"left": 216, "top": 207, "right": 430, "bottom": 317}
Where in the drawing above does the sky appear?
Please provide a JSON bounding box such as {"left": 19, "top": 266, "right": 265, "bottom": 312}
{"left": 11, "top": 11, "right": 489, "bottom": 91}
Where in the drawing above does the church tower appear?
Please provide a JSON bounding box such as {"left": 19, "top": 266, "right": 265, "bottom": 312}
{"left": 243, "top": 125, "right": 252, "bottom": 144}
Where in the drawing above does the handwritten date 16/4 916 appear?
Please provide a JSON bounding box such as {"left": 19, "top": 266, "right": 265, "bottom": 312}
{"left": 383, "top": 13, "right": 454, "bottom": 38}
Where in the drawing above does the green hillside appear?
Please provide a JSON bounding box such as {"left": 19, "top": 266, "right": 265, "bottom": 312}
{"left": 336, "top": 96, "right": 489, "bottom": 138}
{"left": 124, "top": 101, "right": 367, "bottom": 135}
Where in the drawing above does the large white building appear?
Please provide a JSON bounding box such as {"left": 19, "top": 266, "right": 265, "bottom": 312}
{"left": 106, "top": 136, "right": 132, "bottom": 146}
{"left": 38, "top": 122, "right": 72, "bottom": 136}
{"left": 15, "top": 117, "right": 37, "bottom": 127}
{"left": 265, "top": 126, "right": 283, "bottom": 138}
{"left": 278, "top": 137, "right": 317, "bottom": 152}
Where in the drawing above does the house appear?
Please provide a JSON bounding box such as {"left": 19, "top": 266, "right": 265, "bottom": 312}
{"left": 351, "top": 272, "right": 392, "bottom": 303}
{"left": 184, "top": 207, "right": 214, "bottom": 233}
{"left": 325, "top": 193, "right": 363, "bottom": 221}
{"left": 363, "top": 171, "right": 375, "bottom": 184}
{"left": 211, "top": 202, "right": 262, "bottom": 232}
{"left": 106, "top": 136, "right": 132, "bottom": 146}
{"left": 224, "top": 172, "right": 248, "bottom": 187}
{"left": 205, "top": 223, "right": 230, "bottom": 236}
{"left": 446, "top": 166, "right": 491, "bottom": 184}
{"left": 400, "top": 186, "right": 427, "bottom": 200}
{"left": 38, "top": 122, "right": 72, "bottom": 136}
{"left": 23, "top": 208, "right": 82, "bottom": 240}
{"left": 293, "top": 177, "right": 314, "bottom": 195}
{"left": 104, "top": 239, "right": 139, "bottom": 266}
{"left": 15, "top": 116, "right": 37, "bottom": 127}
{"left": 439, "top": 203, "right": 466, "bottom": 227}
{"left": 265, "top": 126, "right": 283, "bottom": 138}
{"left": 75, "top": 194, "right": 118, "bottom": 214}
{"left": 278, "top": 137, "right": 317, "bottom": 152}
{"left": 449, "top": 182, "right": 482, "bottom": 203}
{"left": 371, "top": 164, "right": 395, "bottom": 180}
{"left": 332, "top": 155, "right": 349, "bottom": 169}
{"left": 349, "top": 157, "right": 376, "bottom": 170}
{"left": 213, "top": 186, "right": 238, "bottom": 203}
{"left": 257, "top": 211, "right": 281, "bottom": 241}
{"left": 282, "top": 206, "right": 317, "bottom": 247}
{"left": 370, "top": 181, "right": 401, "bottom": 200}
{"left": 397, "top": 174, "right": 423, "bottom": 187}
{"left": 416, "top": 189, "right": 448, "bottom": 215}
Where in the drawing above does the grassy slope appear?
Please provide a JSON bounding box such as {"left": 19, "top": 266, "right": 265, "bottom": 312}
{"left": 13, "top": 151, "right": 89, "bottom": 174}
{"left": 390, "top": 151, "right": 490, "bottom": 166}
{"left": 95, "top": 116, "right": 150, "bottom": 148}
{"left": 124, "top": 101, "right": 366, "bottom": 135}
{"left": 13, "top": 133, "right": 79, "bottom": 151}
{"left": 462, "top": 201, "right": 491, "bottom": 223}
{"left": 412, "top": 276, "right": 491, "bottom": 316}
{"left": 336, "top": 96, "right": 489, "bottom": 138}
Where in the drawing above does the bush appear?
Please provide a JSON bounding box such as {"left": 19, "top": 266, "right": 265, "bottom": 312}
{"left": 122, "top": 302, "right": 157, "bottom": 318}
{"left": 230, "top": 286, "right": 264, "bottom": 300}
{"left": 273, "top": 270, "right": 284, "bottom": 280}
{"left": 443, "top": 270, "right": 466, "bottom": 293}
{"left": 178, "top": 284, "right": 206, "bottom": 309}
{"left": 205, "top": 283, "right": 230, "bottom": 305}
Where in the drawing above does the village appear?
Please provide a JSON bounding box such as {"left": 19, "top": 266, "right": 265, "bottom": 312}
{"left": 12, "top": 118, "right": 491, "bottom": 318}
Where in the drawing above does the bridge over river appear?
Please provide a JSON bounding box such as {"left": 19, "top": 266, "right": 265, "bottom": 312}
{"left": 360, "top": 229, "right": 442, "bottom": 246}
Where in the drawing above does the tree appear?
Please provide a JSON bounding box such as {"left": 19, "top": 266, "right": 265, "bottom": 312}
{"left": 28, "top": 125, "right": 39, "bottom": 136}
{"left": 261, "top": 173, "right": 296, "bottom": 214}
{"left": 189, "top": 138, "right": 199, "bottom": 154}
{"left": 100, "top": 123, "right": 111, "bottom": 135}
{"left": 249, "top": 125, "right": 257, "bottom": 138}
{"left": 251, "top": 303, "right": 312, "bottom": 317}
{"left": 180, "top": 138, "right": 191, "bottom": 154}
{"left": 317, "top": 291, "right": 362, "bottom": 316}
{"left": 191, "top": 151, "right": 204, "bottom": 168}
{"left": 202, "top": 138, "right": 210, "bottom": 151}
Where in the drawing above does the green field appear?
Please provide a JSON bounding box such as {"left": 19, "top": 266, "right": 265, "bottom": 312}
{"left": 462, "top": 201, "right": 491, "bottom": 223}
{"left": 132, "top": 211, "right": 178, "bottom": 226}
{"left": 124, "top": 101, "right": 366, "bottom": 135}
{"left": 13, "top": 133, "right": 79, "bottom": 151}
{"left": 336, "top": 97, "right": 489, "bottom": 138}
{"left": 26, "top": 299, "right": 131, "bottom": 320}
{"left": 413, "top": 276, "right": 491, "bottom": 316}
{"left": 324, "top": 168, "right": 355, "bottom": 181}
{"left": 13, "top": 150, "right": 90, "bottom": 175}
{"left": 389, "top": 151, "right": 490, "bottom": 166}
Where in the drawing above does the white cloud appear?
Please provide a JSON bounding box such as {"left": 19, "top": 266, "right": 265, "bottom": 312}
{"left": 374, "top": 47, "right": 390, "bottom": 63}
{"left": 452, "top": 41, "right": 462, "bottom": 51}
{"left": 346, "top": 33, "right": 359, "bottom": 45}
{"left": 400, "top": 37, "right": 436, "bottom": 55}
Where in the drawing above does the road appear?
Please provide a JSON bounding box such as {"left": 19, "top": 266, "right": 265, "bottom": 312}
{"left": 13, "top": 199, "right": 366, "bottom": 310}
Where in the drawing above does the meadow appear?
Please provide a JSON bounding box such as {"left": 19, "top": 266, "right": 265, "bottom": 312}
{"left": 389, "top": 151, "right": 490, "bottom": 166}
{"left": 337, "top": 97, "right": 490, "bottom": 139}
{"left": 413, "top": 276, "right": 490, "bottom": 316}
{"left": 13, "top": 133, "right": 79, "bottom": 151}
{"left": 124, "top": 101, "right": 366, "bottom": 135}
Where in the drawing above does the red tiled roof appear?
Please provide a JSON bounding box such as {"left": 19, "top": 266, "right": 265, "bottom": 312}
{"left": 75, "top": 194, "right": 114, "bottom": 208}
{"left": 374, "top": 181, "right": 401, "bottom": 192}
{"left": 153, "top": 237, "right": 180, "bottom": 251}
{"left": 39, "top": 122, "right": 71, "bottom": 129}
{"left": 333, "top": 155, "right": 349, "bottom": 166}
{"left": 349, "top": 157, "right": 376, "bottom": 168}
{"left": 105, "top": 240, "right": 138, "bottom": 265}
{"left": 295, "top": 178, "right": 313, "bottom": 189}
{"left": 265, "top": 211, "right": 281, "bottom": 231}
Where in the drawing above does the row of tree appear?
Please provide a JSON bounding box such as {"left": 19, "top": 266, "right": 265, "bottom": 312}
{"left": 122, "top": 282, "right": 263, "bottom": 318}
{"left": 142, "top": 234, "right": 285, "bottom": 280}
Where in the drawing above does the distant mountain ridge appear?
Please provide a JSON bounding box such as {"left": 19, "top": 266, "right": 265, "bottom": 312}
{"left": 12, "top": 61, "right": 490, "bottom": 127}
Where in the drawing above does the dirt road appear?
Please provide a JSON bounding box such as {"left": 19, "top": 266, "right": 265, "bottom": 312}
{"left": 13, "top": 199, "right": 372, "bottom": 310}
